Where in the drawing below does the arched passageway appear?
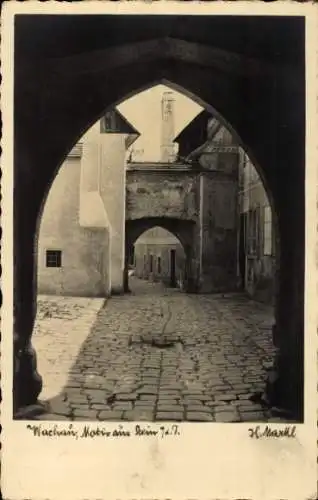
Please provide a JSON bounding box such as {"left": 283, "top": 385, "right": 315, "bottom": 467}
{"left": 132, "top": 226, "right": 187, "bottom": 290}
{"left": 14, "top": 16, "right": 304, "bottom": 419}
{"left": 125, "top": 218, "right": 195, "bottom": 293}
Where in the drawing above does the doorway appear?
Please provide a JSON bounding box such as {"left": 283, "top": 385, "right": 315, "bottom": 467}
{"left": 170, "top": 249, "right": 176, "bottom": 287}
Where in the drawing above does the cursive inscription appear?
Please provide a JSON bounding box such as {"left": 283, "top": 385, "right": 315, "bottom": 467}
{"left": 26, "top": 423, "right": 78, "bottom": 438}
{"left": 248, "top": 425, "right": 297, "bottom": 439}
{"left": 26, "top": 423, "right": 181, "bottom": 440}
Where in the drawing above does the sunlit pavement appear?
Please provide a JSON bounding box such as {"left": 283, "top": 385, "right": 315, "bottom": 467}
{"left": 32, "top": 278, "right": 282, "bottom": 423}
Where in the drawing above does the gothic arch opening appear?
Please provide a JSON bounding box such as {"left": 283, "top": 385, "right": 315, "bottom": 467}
{"left": 35, "top": 79, "right": 279, "bottom": 312}
{"left": 30, "top": 78, "right": 285, "bottom": 413}
{"left": 128, "top": 224, "right": 188, "bottom": 291}
{"left": 125, "top": 217, "right": 196, "bottom": 293}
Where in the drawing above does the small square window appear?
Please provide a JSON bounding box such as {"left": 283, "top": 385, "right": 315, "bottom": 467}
{"left": 100, "top": 111, "right": 118, "bottom": 133}
{"left": 46, "top": 250, "right": 62, "bottom": 268}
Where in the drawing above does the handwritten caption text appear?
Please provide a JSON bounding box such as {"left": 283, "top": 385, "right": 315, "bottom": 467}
{"left": 26, "top": 423, "right": 181, "bottom": 440}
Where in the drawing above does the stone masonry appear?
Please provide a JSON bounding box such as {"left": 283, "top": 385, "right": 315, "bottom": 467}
{"left": 126, "top": 169, "right": 199, "bottom": 222}
{"left": 126, "top": 161, "right": 239, "bottom": 294}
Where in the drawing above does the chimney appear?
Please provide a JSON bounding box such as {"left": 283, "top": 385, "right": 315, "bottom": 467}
{"left": 160, "top": 91, "right": 177, "bottom": 163}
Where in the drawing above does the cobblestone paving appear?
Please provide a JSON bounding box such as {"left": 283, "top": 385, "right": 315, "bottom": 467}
{"left": 33, "top": 279, "right": 280, "bottom": 422}
{"left": 33, "top": 295, "right": 105, "bottom": 401}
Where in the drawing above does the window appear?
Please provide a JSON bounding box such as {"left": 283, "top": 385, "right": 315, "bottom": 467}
{"left": 100, "top": 111, "right": 118, "bottom": 133}
{"left": 264, "top": 205, "right": 272, "bottom": 256}
{"left": 149, "top": 255, "right": 153, "bottom": 273}
{"left": 157, "top": 256, "right": 161, "bottom": 274}
{"left": 105, "top": 112, "right": 114, "bottom": 130}
{"left": 46, "top": 250, "right": 62, "bottom": 268}
{"left": 247, "top": 208, "right": 260, "bottom": 256}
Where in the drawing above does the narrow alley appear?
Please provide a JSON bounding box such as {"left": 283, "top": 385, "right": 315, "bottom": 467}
{"left": 32, "top": 278, "right": 277, "bottom": 423}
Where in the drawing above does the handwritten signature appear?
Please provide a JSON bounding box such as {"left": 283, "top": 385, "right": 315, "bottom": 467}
{"left": 248, "top": 425, "right": 297, "bottom": 439}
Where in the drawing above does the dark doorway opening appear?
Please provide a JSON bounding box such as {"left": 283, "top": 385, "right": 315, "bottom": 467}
{"left": 128, "top": 246, "right": 135, "bottom": 267}
{"left": 170, "top": 249, "right": 176, "bottom": 287}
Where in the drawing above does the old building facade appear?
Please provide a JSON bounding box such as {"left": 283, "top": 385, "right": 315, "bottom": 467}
{"left": 175, "top": 111, "right": 276, "bottom": 303}
{"left": 238, "top": 153, "right": 276, "bottom": 303}
{"left": 37, "top": 110, "right": 140, "bottom": 296}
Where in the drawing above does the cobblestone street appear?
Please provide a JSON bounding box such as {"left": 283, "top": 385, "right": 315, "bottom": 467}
{"left": 32, "top": 278, "right": 278, "bottom": 422}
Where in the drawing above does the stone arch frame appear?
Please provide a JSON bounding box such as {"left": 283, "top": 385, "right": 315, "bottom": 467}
{"left": 14, "top": 27, "right": 305, "bottom": 419}
{"left": 20, "top": 36, "right": 287, "bottom": 212}
{"left": 34, "top": 78, "right": 281, "bottom": 313}
{"left": 124, "top": 217, "right": 196, "bottom": 293}
{"left": 30, "top": 39, "right": 282, "bottom": 303}
{"left": 34, "top": 72, "right": 282, "bottom": 307}
{"left": 126, "top": 217, "right": 195, "bottom": 250}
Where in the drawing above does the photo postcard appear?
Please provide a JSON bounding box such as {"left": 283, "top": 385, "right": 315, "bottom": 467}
{"left": 1, "top": 1, "right": 317, "bottom": 499}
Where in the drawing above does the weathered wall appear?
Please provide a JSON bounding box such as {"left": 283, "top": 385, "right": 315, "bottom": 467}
{"left": 100, "top": 134, "right": 127, "bottom": 294}
{"left": 126, "top": 171, "right": 199, "bottom": 221}
{"left": 126, "top": 164, "right": 241, "bottom": 293}
{"left": 199, "top": 173, "right": 239, "bottom": 292}
{"left": 38, "top": 120, "right": 128, "bottom": 297}
{"left": 126, "top": 170, "right": 200, "bottom": 291}
{"left": 79, "top": 122, "right": 110, "bottom": 230}
{"left": 212, "top": 123, "right": 235, "bottom": 145}
{"left": 197, "top": 131, "right": 240, "bottom": 292}
{"left": 37, "top": 157, "right": 110, "bottom": 297}
{"left": 240, "top": 157, "right": 276, "bottom": 304}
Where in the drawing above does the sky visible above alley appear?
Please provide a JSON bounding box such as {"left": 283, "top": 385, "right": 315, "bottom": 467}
{"left": 117, "top": 84, "right": 203, "bottom": 162}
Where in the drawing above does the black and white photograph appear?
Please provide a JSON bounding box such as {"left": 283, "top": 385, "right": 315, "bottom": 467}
{"left": 2, "top": 2, "right": 317, "bottom": 499}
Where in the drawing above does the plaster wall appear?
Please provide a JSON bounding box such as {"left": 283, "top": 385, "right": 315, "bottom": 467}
{"left": 100, "top": 134, "right": 127, "bottom": 293}
{"left": 199, "top": 173, "right": 239, "bottom": 292}
{"left": 37, "top": 156, "right": 110, "bottom": 297}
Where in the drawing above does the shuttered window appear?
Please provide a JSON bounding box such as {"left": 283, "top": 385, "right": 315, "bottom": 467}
{"left": 264, "top": 206, "right": 273, "bottom": 256}
{"left": 46, "top": 250, "right": 62, "bottom": 268}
